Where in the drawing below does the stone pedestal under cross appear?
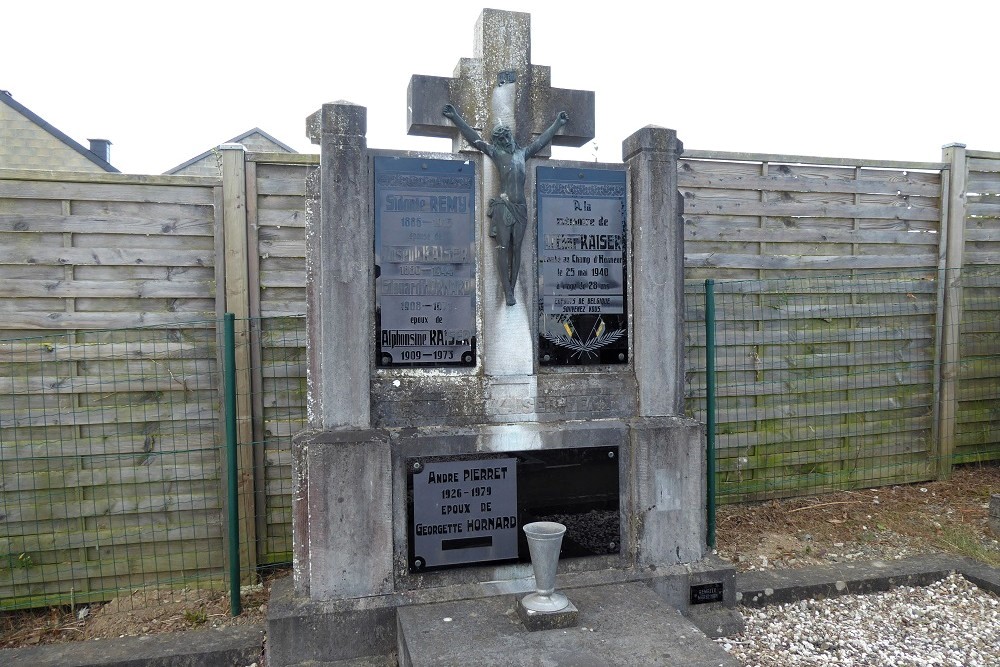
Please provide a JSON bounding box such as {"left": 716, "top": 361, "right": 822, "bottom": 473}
{"left": 407, "top": 8, "right": 595, "bottom": 155}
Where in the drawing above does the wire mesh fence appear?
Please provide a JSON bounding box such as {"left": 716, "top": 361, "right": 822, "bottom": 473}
{"left": 685, "top": 267, "right": 1000, "bottom": 505}
{"left": 954, "top": 266, "right": 1000, "bottom": 465}
{"left": 0, "top": 316, "right": 305, "bottom": 618}
{"left": 251, "top": 316, "right": 307, "bottom": 569}
{"left": 2, "top": 267, "right": 998, "bottom": 618}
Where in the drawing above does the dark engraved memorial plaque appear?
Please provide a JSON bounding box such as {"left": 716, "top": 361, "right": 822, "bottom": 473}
{"left": 409, "top": 457, "right": 518, "bottom": 570}
{"left": 407, "top": 447, "right": 619, "bottom": 572}
{"left": 536, "top": 166, "right": 627, "bottom": 365}
{"left": 374, "top": 156, "right": 476, "bottom": 367}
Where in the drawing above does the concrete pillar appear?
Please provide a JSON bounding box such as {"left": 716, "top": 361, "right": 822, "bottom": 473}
{"left": 305, "top": 102, "right": 371, "bottom": 429}
{"left": 630, "top": 417, "right": 706, "bottom": 566}
{"left": 623, "top": 127, "right": 685, "bottom": 417}
{"left": 295, "top": 430, "right": 393, "bottom": 599}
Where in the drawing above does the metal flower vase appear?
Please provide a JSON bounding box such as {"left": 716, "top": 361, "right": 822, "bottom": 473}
{"left": 521, "top": 521, "right": 569, "bottom": 612}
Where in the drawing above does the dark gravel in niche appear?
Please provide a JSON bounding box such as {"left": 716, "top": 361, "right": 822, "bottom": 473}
{"left": 537, "top": 509, "right": 619, "bottom": 556}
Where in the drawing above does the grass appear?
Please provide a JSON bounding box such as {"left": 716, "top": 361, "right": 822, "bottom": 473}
{"left": 935, "top": 526, "right": 1000, "bottom": 567}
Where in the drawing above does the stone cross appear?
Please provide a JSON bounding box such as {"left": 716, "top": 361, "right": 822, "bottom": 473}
{"left": 407, "top": 8, "right": 595, "bottom": 154}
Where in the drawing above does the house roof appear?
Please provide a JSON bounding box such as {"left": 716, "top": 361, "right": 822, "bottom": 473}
{"left": 0, "top": 90, "right": 119, "bottom": 173}
{"left": 164, "top": 127, "right": 297, "bottom": 174}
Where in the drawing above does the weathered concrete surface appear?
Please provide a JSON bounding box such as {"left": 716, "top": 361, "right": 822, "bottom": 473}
{"left": 406, "top": 8, "right": 594, "bottom": 151}
{"left": 397, "top": 553, "right": 738, "bottom": 611}
{"left": 623, "top": 126, "right": 685, "bottom": 417}
{"left": 955, "top": 555, "right": 1000, "bottom": 596}
{"left": 285, "top": 659, "right": 396, "bottom": 667}
{"left": 989, "top": 494, "right": 1000, "bottom": 536}
{"left": 630, "top": 416, "right": 707, "bottom": 566}
{"left": 269, "top": 552, "right": 738, "bottom": 665}
{"left": 8, "top": 558, "right": 997, "bottom": 667}
{"left": 372, "top": 367, "right": 638, "bottom": 428}
{"left": 396, "top": 581, "right": 739, "bottom": 667}
{"left": 0, "top": 624, "right": 263, "bottom": 667}
{"left": 736, "top": 554, "right": 996, "bottom": 607}
{"left": 304, "top": 101, "right": 371, "bottom": 430}
{"left": 293, "top": 429, "right": 393, "bottom": 599}
{"left": 267, "top": 576, "right": 397, "bottom": 667}
{"left": 292, "top": 418, "right": 706, "bottom": 597}
{"left": 686, "top": 607, "right": 747, "bottom": 639}
{"left": 648, "top": 553, "right": 737, "bottom": 609}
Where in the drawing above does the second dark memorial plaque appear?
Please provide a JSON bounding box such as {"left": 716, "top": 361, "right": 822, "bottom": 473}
{"left": 537, "top": 166, "right": 628, "bottom": 365}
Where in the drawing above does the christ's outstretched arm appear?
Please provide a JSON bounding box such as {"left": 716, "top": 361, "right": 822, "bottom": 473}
{"left": 525, "top": 111, "right": 569, "bottom": 159}
{"left": 442, "top": 105, "right": 494, "bottom": 158}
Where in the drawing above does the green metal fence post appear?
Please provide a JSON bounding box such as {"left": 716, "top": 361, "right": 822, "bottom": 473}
{"left": 223, "top": 313, "right": 242, "bottom": 616}
{"left": 705, "top": 279, "right": 717, "bottom": 549}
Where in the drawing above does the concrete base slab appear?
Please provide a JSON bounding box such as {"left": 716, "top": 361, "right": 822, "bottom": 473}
{"left": 396, "top": 581, "right": 739, "bottom": 667}
{"left": 266, "top": 577, "right": 397, "bottom": 667}
{"left": 266, "top": 556, "right": 740, "bottom": 665}
{"left": 956, "top": 556, "right": 1000, "bottom": 596}
{"left": 685, "top": 607, "right": 746, "bottom": 639}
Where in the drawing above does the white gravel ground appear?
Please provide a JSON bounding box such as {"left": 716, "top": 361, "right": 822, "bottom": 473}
{"left": 719, "top": 574, "right": 1000, "bottom": 666}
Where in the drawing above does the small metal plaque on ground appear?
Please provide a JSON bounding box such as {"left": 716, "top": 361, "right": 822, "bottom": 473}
{"left": 690, "top": 582, "right": 725, "bottom": 605}
{"left": 409, "top": 457, "right": 518, "bottom": 570}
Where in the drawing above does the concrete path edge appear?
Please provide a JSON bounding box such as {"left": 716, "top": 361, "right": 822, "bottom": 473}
{"left": 2, "top": 555, "right": 997, "bottom": 666}
{"left": 0, "top": 622, "right": 264, "bottom": 667}
{"left": 736, "top": 554, "right": 1000, "bottom": 608}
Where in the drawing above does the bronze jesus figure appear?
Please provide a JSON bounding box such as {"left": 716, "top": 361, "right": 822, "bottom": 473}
{"left": 443, "top": 103, "right": 569, "bottom": 306}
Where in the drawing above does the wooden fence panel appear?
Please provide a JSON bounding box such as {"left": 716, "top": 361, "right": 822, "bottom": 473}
{"left": 2, "top": 141, "right": 999, "bottom": 608}
{"left": 957, "top": 152, "right": 1000, "bottom": 464}
{"left": 0, "top": 170, "right": 224, "bottom": 608}
{"left": 680, "top": 152, "right": 947, "bottom": 502}
{"left": 246, "top": 155, "right": 313, "bottom": 564}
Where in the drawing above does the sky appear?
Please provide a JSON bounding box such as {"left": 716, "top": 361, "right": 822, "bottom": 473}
{"left": 4, "top": 1, "right": 998, "bottom": 175}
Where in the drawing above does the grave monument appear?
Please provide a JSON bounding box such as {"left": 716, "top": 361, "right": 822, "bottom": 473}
{"left": 267, "top": 9, "right": 738, "bottom": 666}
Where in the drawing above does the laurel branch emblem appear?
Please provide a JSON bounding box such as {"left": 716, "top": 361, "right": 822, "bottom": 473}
{"left": 541, "top": 327, "right": 625, "bottom": 360}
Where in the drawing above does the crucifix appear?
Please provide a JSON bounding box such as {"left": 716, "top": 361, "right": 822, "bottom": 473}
{"left": 442, "top": 98, "right": 568, "bottom": 305}
{"left": 407, "top": 9, "right": 595, "bottom": 306}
